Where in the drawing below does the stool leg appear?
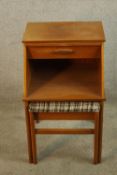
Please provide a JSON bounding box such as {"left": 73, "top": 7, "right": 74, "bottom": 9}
{"left": 24, "top": 102, "right": 33, "bottom": 163}
{"left": 98, "top": 102, "right": 104, "bottom": 163}
{"left": 29, "top": 112, "right": 37, "bottom": 164}
{"left": 94, "top": 113, "right": 100, "bottom": 164}
{"left": 34, "top": 113, "right": 40, "bottom": 123}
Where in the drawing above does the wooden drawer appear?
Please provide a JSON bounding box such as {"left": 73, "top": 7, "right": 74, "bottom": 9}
{"left": 28, "top": 46, "right": 100, "bottom": 59}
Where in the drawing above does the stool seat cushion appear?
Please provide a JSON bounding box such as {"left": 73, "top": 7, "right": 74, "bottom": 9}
{"left": 29, "top": 102, "right": 100, "bottom": 113}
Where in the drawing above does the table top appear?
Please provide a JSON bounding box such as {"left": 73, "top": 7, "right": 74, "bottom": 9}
{"left": 22, "top": 21, "right": 105, "bottom": 43}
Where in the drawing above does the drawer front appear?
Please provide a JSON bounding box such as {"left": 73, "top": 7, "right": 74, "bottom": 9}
{"left": 28, "top": 46, "right": 100, "bottom": 59}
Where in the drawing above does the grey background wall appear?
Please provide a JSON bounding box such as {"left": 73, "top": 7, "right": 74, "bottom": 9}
{"left": 0, "top": 1, "right": 117, "bottom": 175}
{"left": 0, "top": 0, "right": 117, "bottom": 102}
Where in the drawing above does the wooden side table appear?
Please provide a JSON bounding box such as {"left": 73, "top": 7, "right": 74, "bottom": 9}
{"left": 22, "top": 21, "right": 105, "bottom": 164}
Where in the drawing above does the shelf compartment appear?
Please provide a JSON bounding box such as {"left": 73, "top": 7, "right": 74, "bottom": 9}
{"left": 26, "top": 59, "right": 101, "bottom": 101}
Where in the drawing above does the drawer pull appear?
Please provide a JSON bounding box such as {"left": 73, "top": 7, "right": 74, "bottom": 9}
{"left": 53, "top": 49, "right": 74, "bottom": 54}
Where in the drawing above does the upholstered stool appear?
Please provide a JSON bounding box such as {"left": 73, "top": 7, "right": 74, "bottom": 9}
{"left": 29, "top": 102, "right": 100, "bottom": 113}
{"left": 27, "top": 101, "right": 103, "bottom": 164}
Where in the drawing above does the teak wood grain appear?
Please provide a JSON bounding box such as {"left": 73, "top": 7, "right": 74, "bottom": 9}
{"left": 34, "top": 112, "right": 96, "bottom": 120}
{"left": 26, "top": 60, "right": 102, "bottom": 101}
{"left": 23, "top": 21, "right": 105, "bottom": 101}
{"left": 28, "top": 45, "right": 100, "bottom": 59}
{"left": 35, "top": 128, "right": 95, "bottom": 135}
{"left": 23, "top": 21, "right": 105, "bottom": 43}
{"left": 22, "top": 21, "right": 105, "bottom": 164}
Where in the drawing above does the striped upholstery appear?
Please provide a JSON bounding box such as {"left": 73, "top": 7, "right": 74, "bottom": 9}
{"left": 29, "top": 102, "right": 100, "bottom": 113}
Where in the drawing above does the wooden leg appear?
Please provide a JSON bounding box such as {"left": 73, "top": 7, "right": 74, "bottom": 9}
{"left": 98, "top": 102, "right": 104, "bottom": 163}
{"left": 34, "top": 113, "right": 40, "bottom": 123}
{"left": 29, "top": 112, "right": 37, "bottom": 164}
{"left": 94, "top": 113, "right": 99, "bottom": 164}
{"left": 24, "top": 102, "right": 33, "bottom": 163}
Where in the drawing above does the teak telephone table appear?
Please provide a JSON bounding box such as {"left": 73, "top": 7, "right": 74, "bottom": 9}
{"left": 22, "top": 21, "right": 105, "bottom": 164}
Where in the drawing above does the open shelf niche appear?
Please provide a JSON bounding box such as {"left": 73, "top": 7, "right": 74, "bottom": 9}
{"left": 26, "top": 58, "right": 101, "bottom": 101}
